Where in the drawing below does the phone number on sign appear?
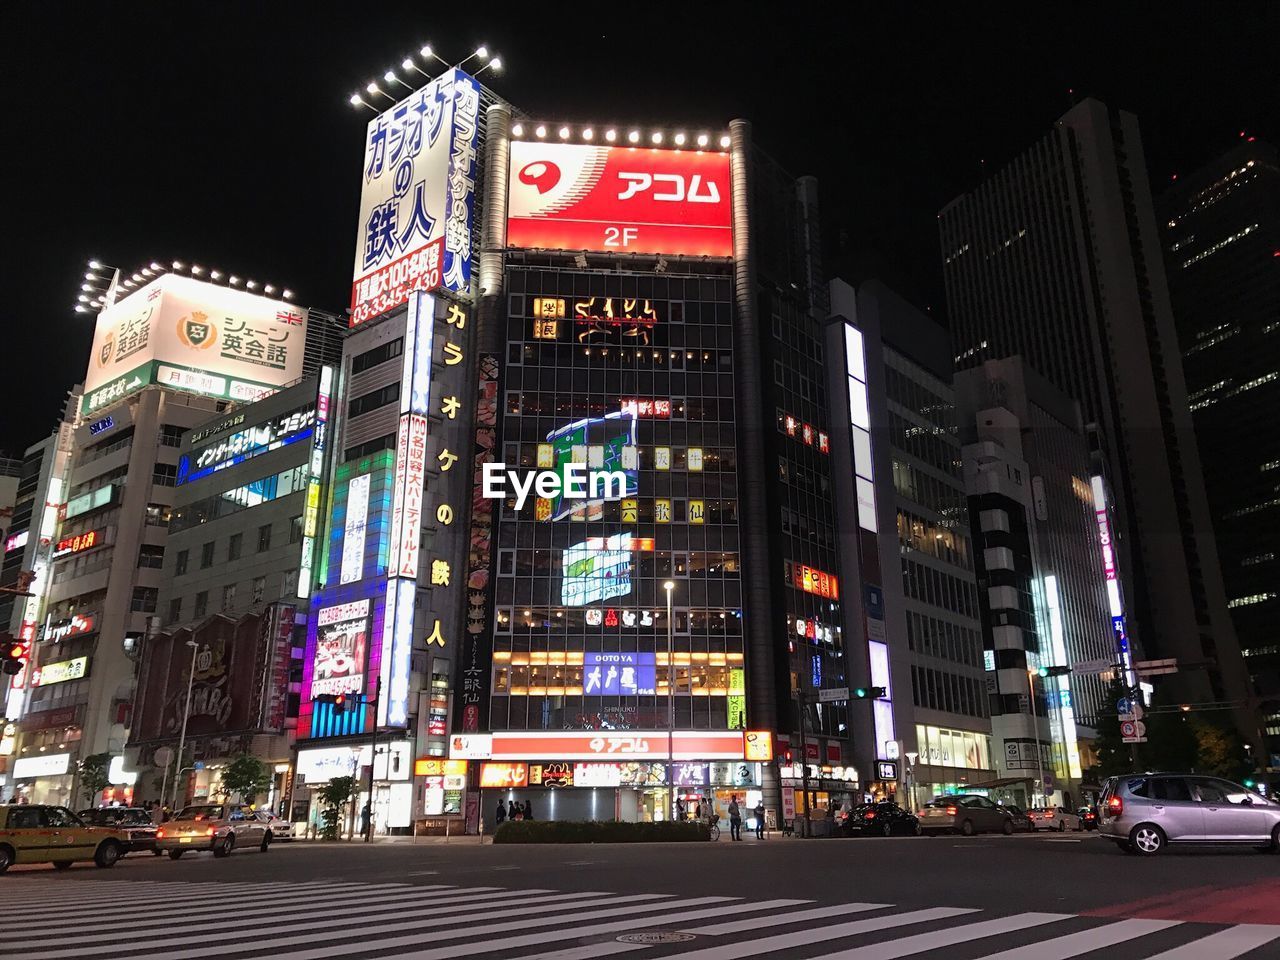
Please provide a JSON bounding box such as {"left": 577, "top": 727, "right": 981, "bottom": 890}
{"left": 350, "top": 238, "right": 444, "bottom": 326}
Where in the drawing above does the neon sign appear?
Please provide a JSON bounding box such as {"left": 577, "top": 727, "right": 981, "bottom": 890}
{"left": 52, "top": 529, "right": 104, "bottom": 559}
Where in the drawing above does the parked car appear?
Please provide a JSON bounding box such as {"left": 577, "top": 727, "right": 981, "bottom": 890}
{"left": 999, "top": 805, "right": 1035, "bottom": 833}
{"left": 155, "top": 803, "right": 273, "bottom": 859}
{"left": 840, "top": 801, "right": 922, "bottom": 837}
{"left": 1028, "top": 805, "right": 1082, "bottom": 832}
{"left": 1078, "top": 805, "right": 1099, "bottom": 831}
{"left": 920, "top": 794, "right": 1014, "bottom": 836}
{"left": 254, "top": 810, "right": 293, "bottom": 841}
{"left": 1099, "top": 773, "right": 1280, "bottom": 855}
{"left": 0, "top": 804, "right": 128, "bottom": 873}
{"left": 78, "top": 807, "right": 160, "bottom": 854}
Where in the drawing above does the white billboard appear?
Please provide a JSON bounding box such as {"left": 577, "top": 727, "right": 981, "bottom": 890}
{"left": 350, "top": 68, "right": 481, "bottom": 326}
{"left": 82, "top": 274, "right": 307, "bottom": 415}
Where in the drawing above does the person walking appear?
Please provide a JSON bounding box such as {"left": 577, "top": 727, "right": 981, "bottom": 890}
{"left": 676, "top": 796, "right": 686, "bottom": 821}
{"left": 495, "top": 799, "right": 507, "bottom": 830}
{"left": 360, "top": 801, "right": 372, "bottom": 839}
{"left": 754, "top": 799, "right": 765, "bottom": 839}
{"left": 523, "top": 799, "right": 534, "bottom": 821}
{"left": 728, "top": 796, "right": 742, "bottom": 841}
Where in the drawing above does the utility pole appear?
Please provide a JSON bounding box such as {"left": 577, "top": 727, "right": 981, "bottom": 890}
{"left": 170, "top": 640, "right": 200, "bottom": 811}
{"left": 664, "top": 581, "right": 675, "bottom": 822}
{"left": 364, "top": 677, "right": 382, "bottom": 842}
{"left": 1026, "top": 667, "right": 1046, "bottom": 809}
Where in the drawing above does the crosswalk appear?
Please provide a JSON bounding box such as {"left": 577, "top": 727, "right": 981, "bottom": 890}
{"left": 1, "top": 878, "right": 1277, "bottom": 959}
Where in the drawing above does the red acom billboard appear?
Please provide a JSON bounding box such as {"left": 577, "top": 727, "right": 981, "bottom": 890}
{"left": 507, "top": 141, "right": 732, "bottom": 257}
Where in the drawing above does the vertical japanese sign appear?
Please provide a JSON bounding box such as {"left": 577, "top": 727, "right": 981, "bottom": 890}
{"left": 380, "top": 293, "right": 436, "bottom": 727}
{"left": 460, "top": 353, "right": 499, "bottom": 732}
{"left": 297, "top": 365, "right": 333, "bottom": 599}
{"left": 350, "top": 69, "right": 481, "bottom": 326}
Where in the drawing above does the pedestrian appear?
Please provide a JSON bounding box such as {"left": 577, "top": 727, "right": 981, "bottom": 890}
{"left": 676, "top": 796, "right": 686, "bottom": 821}
{"left": 754, "top": 799, "right": 765, "bottom": 839}
{"left": 513, "top": 801, "right": 524, "bottom": 821}
{"left": 360, "top": 801, "right": 372, "bottom": 839}
{"left": 694, "top": 798, "right": 702, "bottom": 819}
{"left": 495, "top": 799, "right": 507, "bottom": 829}
{"left": 149, "top": 800, "right": 163, "bottom": 826}
{"left": 524, "top": 799, "right": 534, "bottom": 821}
{"left": 728, "top": 795, "right": 742, "bottom": 841}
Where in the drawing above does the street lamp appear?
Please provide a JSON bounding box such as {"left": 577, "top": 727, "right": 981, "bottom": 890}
{"left": 170, "top": 640, "right": 200, "bottom": 811}
{"left": 664, "top": 580, "right": 675, "bottom": 821}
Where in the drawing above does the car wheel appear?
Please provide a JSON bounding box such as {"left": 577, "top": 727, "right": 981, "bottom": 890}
{"left": 1270, "top": 824, "right": 1280, "bottom": 854}
{"left": 94, "top": 841, "right": 122, "bottom": 868}
{"left": 960, "top": 819, "right": 975, "bottom": 837}
{"left": 0, "top": 845, "right": 13, "bottom": 874}
{"left": 1057, "top": 820, "right": 1066, "bottom": 832}
{"left": 213, "top": 834, "right": 235, "bottom": 858}
{"left": 1130, "top": 823, "right": 1166, "bottom": 856}
{"left": 52, "top": 861, "right": 74, "bottom": 870}
{"left": 912, "top": 822, "right": 922, "bottom": 836}
{"left": 168, "top": 850, "right": 185, "bottom": 860}
{"left": 260, "top": 831, "right": 272, "bottom": 852}
{"left": 1002, "top": 819, "right": 1014, "bottom": 835}
{"left": 880, "top": 822, "right": 893, "bottom": 838}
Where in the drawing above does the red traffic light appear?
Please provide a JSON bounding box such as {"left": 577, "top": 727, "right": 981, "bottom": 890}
{"left": 7, "top": 644, "right": 22, "bottom": 659}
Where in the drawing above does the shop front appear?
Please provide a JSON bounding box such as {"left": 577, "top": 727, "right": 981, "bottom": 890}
{"left": 295, "top": 739, "right": 414, "bottom": 838}
{"left": 778, "top": 762, "right": 862, "bottom": 832}
{"left": 9, "top": 751, "right": 75, "bottom": 806}
{"left": 454, "top": 729, "right": 763, "bottom": 832}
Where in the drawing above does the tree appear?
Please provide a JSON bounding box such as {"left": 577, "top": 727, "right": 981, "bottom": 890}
{"left": 1140, "top": 693, "right": 1199, "bottom": 773}
{"left": 318, "top": 775, "right": 357, "bottom": 841}
{"left": 1085, "top": 676, "right": 1133, "bottom": 780}
{"left": 1191, "top": 719, "right": 1250, "bottom": 780}
{"left": 221, "top": 754, "right": 271, "bottom": 804}
{"left": 77, "top": 752, "right": 113, "bottom": 804}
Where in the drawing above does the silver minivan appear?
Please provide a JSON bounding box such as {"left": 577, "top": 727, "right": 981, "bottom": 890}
{"left": 1099, "top": 773, "right": 1280, "bottom": 855}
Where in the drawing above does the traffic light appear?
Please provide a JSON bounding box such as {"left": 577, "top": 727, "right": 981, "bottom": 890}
{"left": 852, "top": 686, "right": 887, "bottom": 699}
{"left": 1, "top": 634, "right": 25, "bottom": 676}
{"left": 315, "top": 693, "right": 351, "bottom": 714}
{"left": 1037, "top": 665, "right": 1071, "bottom": 678}
{"left": 1244, "top": 777, "right": 1257, "bottom": 789}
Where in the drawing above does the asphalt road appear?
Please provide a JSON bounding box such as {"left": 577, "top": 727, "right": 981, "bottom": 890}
{"left": 4, "top": 832, "right": 1279, "bottom": 958}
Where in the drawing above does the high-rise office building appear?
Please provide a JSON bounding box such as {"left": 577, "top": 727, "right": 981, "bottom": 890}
{"left": 1158, "top": 139, "right": 1280, "bottom": 767}
{"left": 955, "top": 356, "right": 1118, "bottom": 806}
{"left": 938, "top": 98, "right": 1255, "bottom": 745}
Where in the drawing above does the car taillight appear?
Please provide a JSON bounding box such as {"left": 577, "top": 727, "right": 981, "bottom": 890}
{"left": 156, "top": 829, "right": 165, "bottom": 838}
{"left": 1107, "top": 796, "right": 1123, "bottom": 816}
{"left": 206, "top": 827, "right": 215, "bottom": 836}
{"left": 865, "top": 811, "right": 876, "bottom": 819}
{"left": 946, "top": 806, "right": 958, "bottom": 816}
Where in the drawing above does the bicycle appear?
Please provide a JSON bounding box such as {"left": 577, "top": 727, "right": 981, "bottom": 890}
{"left": 707, "top": 818, "right": 720, "bottom": 841}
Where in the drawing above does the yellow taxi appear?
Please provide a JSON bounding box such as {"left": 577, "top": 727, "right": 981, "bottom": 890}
{"left": 0, "top": 804, "right": 129, "bottom": 873}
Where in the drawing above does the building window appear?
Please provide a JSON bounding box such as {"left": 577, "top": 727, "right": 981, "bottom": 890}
{"left": 175, "top": 549, "right": 189, "bottom": 576}
{"left": 158, "top": 424, "right": 186, "bottom": 447}
{"left": 131, "top": 587, "right": 158, "bottom": 613}
{"left": 222, "top": 583, "right": 237, "bottom": 612}
{"left": 138, "top": 545, "right": 165, "bottom": 569}
{"left": 152, "top": 463, "right": 177, "bottom": 487}
{"left": 252, "top": 576, "right": 266, "bottom": 604}
{"left": 194, "top": 591, "right": 208, "bottom": 619}
{"left": 347, "top": 382, "right": 400, "bottom": 419}
{"left": 201, "top": 541, "right": 215, "bottom": 569}
{"left": 228, "top": 533, "right": 242, "bottom": 562}
{"left": 167, "top": 597, "right": 182, "bottom": 624}
{"left": 257, "top": 524, "right": 272, "bottom": 552}
{"left": 145, "top": 504, "right": 171, "bottom": 527}
{"left": 351, "top": 337, "right": 404, "bottom": 374}
{"left": 289, "top": 515, "right": 303, "bottom": 544}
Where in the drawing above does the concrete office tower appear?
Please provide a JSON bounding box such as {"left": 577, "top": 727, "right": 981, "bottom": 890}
{"left": 955, "top": 357, "right": 1119, "bottom": 807}
{"left": 939, "top": 98, "right": 1254, "bottom": 744}
{"left": 1158, "top": 140, "right": 1280, "bottom": 770}
{"left": 832, "top": 280, "right": 992, "bottom": 809}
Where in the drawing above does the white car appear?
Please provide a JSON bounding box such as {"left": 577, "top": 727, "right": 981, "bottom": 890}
{"left": 255, "top": 811, "right": 293, "bottom": 841}
{"left": 1029, "top": 805, "right": 1082, "bottom": 832}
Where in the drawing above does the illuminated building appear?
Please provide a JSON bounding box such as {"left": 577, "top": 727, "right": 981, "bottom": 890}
{"left": 954, "top": 356, "right": 1120, "bottom": 807}
{"left": 939, "top": 98, "right": 1256, "bottom": 749}
{"left": 1158, "top": 140, "right": 1280, "bottom": 771}
{"left": 3, "top": 269, "right": 341, "bottom": 807}
{"left": 830, "top": 281, "right": 990, "bottom": 807}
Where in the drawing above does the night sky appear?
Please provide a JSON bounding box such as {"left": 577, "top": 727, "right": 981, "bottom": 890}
{"left": 3, "top": 4, "right": 1275, "bottom": 456}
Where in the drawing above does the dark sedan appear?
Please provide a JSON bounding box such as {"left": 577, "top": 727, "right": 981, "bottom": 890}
{"left": 841, "top": 801, "right": 921, "bottom": 837}
{"left": 999, "top": 804, "right": 1035, "bottom": 833}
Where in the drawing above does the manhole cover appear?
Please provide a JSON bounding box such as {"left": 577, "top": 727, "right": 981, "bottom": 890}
{"left": 616, "top": 932, "right": 697, "bottom": 944}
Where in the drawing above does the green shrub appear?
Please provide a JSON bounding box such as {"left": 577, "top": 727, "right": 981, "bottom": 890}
{"left": 493, "top": 819, "right": 710, "bottom": 844}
